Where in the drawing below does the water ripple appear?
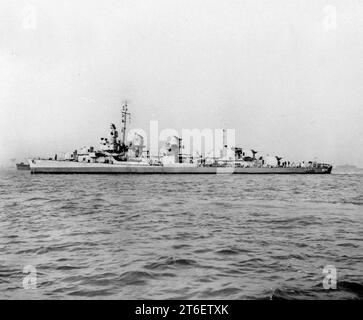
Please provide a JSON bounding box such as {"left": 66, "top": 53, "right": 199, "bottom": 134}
{"left": 0, "top": 170, "right": 362, "bottom": 299}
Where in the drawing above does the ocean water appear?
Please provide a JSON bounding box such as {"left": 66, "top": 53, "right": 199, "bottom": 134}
{"left": 0, "top": 170, "right": 362, "bottom": 300}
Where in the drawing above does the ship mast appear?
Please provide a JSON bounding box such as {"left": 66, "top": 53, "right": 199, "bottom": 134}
{"left": 121, "top": 100, "right": 131, "bottom": 146}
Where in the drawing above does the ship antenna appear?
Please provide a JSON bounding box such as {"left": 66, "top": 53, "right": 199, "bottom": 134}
{"left": 121, "top": 100, "right": 131, "bottom": 145}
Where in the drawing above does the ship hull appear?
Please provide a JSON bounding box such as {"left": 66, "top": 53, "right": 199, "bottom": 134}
{"left": 29, "top": 160, "right": 332, "bottom": 174}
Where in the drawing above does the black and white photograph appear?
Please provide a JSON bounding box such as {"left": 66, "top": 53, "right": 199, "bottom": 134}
{"left": 0, "top": 0, "right": 362, "bottom": 310}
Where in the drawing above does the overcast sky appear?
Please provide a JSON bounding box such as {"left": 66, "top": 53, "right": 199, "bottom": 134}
{"left": 1, "top": 0, "right": 362, "bottom": 166}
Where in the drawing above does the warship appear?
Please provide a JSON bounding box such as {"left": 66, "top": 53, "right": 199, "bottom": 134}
{"left": 16, "top": 162, "right": 30, "bottom": 170}
{"left": 29, "top": 102, "right": 332, "bottom": 174}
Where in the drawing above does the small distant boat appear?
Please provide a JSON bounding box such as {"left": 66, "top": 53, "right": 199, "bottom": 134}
{"left": 16, "top": 162, "right": 30, "bottom": 170}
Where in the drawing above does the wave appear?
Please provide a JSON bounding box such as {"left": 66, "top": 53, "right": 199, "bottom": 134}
{"left": 215, "top": 247, "right": 250, "bottom": 255}
{"left": 117, "top": 270, "right": 155, "bottom": 286}
{"left": 338, "top": 281, "right": 363, "bottom": 299}
{"left": 144, "top": 256, "right": 198, "bottom": 270}
{"left": 267, "top": 280, "right": 363, "bottom": 300}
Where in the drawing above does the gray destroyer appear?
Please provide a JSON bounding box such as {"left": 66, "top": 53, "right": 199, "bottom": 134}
{"left": 29, "top": 103, "right": 332, "bottom": 174}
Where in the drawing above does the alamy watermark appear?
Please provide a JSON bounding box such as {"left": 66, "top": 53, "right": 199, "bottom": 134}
{"left": 22, "top": 265, "right": 37, "bottom": 290}
{"left": 22, "top": 4, "right": 37, "bottom": 30}
{"left": 322, "top": 5, "right": 337, "bottom": 31}
{"left": 322, "top": 265, "right": 337, "bottom": 290}
{"left": 127, "top": 120, "right": 236, "bottom": 159}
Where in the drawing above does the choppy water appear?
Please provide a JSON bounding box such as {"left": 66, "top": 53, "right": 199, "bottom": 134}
{"left": 0, "top": 170, "right": 362, "bottom": 299}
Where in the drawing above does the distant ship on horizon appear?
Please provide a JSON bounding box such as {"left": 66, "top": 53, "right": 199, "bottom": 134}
{"left": 28, "top": 102, "right": 332, "bottom": 174}
{"left": 16, "top": 162, "right": 30, "bottom": 170}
